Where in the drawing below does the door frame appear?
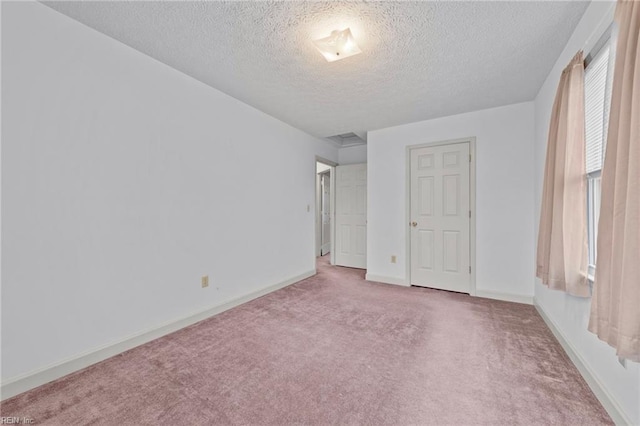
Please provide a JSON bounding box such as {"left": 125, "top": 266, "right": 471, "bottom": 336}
{"left": 315, "top": 156, "right": 338, "bottom": 266}
{"left": 405, "top": 137, "right": 477, "bottom": 296}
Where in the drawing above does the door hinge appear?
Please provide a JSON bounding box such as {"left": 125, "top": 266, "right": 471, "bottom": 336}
{"left": 469, "top": 210, "right": 471, "bottom": 218}
{"left": 469, "top": 266, "right": 472, "bottom": 274}
{"left": 469, "top": 154, "right": 472, "bottom": 163}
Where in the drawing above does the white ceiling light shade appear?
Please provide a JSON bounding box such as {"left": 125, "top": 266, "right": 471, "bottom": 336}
{"left": 313, "top": 28, "right": 362, "bottom": 62}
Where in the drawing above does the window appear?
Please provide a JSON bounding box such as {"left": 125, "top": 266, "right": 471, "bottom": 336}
{"left": 584, "top": 37, "right": 614, "bottom": 277}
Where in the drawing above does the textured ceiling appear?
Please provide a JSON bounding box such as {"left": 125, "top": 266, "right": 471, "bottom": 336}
{"left": 42, "top": 1, "right": 589, "bottom": 138}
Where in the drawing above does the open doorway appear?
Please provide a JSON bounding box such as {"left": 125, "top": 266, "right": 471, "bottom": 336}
{"left": 316, "top": 159, "right": 336, "bottom": 263}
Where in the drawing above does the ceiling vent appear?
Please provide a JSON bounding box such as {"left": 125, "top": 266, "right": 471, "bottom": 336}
{"left": 326, "top": 132, "right": 367, "bottom": 147}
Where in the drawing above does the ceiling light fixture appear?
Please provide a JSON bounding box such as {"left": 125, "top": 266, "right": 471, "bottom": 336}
{"left": 313, "top": 28, "right": 361, "bottom": 62}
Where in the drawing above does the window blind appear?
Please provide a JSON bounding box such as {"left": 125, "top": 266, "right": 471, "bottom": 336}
{"left": 584, "top": 45, "right": 611, "bottom": 174}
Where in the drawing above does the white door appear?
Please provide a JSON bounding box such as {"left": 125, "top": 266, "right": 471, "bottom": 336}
{"left": 321, "top": 173, "right": 331, "bottom": 255}
{"left": 335, "top": 164, "right": 367, "bottom": 269}
{"left": 410, "top": 143, "right": 470, "bottom": 293}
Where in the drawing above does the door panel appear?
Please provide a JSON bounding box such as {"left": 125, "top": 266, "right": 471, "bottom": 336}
{"left": 418, "top": 176, "right": 434, "bottom": 215}
{"left": 410, "top": 143, "right": 470, "bottom": 293}
{"left": 418, "top": 230, "right": 434, "bottom": 269}
{"left": 335, "top": 164, "right": 367, "bottom": 269}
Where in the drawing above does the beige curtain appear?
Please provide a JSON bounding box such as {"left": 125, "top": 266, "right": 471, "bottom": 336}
{"left": 536, "top": 52, "right": 590, "bottom": 297}
{"left": 589, "top": 0, "right": 640, "bottom": 362}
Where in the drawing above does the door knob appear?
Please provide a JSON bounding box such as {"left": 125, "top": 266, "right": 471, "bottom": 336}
{"left": 411, "top": 221, "right": 418, "bottom": 227}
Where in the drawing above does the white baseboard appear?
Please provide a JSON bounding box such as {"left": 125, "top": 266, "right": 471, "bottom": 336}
{"left": 0, "top": 269, "right": 315, "bottom": 401}
{"left": 365, "top": 274, "right": 409, "bottom": 287}
{"left": 475, "top": 290, "right": 533, "bottom": 305}
{"left": 534, "top": 299, "right": 632, "bottom": 426}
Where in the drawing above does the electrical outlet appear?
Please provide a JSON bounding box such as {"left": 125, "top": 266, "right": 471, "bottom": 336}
{"left": 391, "top": 255, "right": 397, "bottom": 263}
{"left": 201, "top": 275, "right": 209, "bottom": 288}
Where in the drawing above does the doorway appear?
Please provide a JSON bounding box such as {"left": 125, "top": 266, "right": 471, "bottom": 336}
{"left": 407, "top": 138, "right": 476, "bottom": 294}
{"left": 316, "top": 159, "right": 336, "bottom": 263}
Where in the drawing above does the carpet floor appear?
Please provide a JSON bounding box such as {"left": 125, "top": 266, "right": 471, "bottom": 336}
{"left": 2, "top": 256, "right": 611, "bottom": 425}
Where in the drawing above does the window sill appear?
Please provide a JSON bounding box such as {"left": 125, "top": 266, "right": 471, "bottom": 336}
{"left": 588, "top": 264, "right": 596, "bottom": 284}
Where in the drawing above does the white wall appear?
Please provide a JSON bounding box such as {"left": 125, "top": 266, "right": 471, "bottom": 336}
{"left": 533, "top": 1, "right": 640, "bottom": 424}
{"left": 338, "top": 144, "right": 367, "bottom": 165}
{"left": 316, "top": 162, "right": 331, "bottom": 173}
{"left": 368, "top": 102, "right": 535, "bottom": 299}
{"left": 1, "top": 2, "right": 337, "bottom": 382}
{"left": 0, "top": 0, "right": 4, "bottom": 387}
